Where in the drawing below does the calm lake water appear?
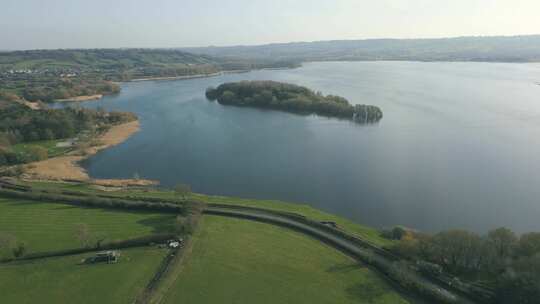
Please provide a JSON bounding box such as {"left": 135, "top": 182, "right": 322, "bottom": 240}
{"left": 77, "top": 61, "right": 540, "bottom": 233}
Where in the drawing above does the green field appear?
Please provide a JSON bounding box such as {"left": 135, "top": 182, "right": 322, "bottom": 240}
{"left": 0, "top": 247, "right": 166, "bottom": 304}
{"left": 162, "top": 215, "right": 409, "bottom": 304}
{"left": 26, "top": 181, "right": 394, "bottom": 247}
{"left": 12, "top": 139, "right": 72, "bottom": 157}
{"left": 0, "top": 184, "right": 408, "bottom": 303}
{"left": 0, "top": 197, "right": 176, "bottom": 256}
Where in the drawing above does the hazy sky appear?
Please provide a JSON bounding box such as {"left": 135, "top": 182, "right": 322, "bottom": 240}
{"left": 2, "top": 0, "right": 540, "bottom": 50}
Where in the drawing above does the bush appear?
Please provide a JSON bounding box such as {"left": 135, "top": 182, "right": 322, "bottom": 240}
{"left": 12, "top": 241, "right": 27, "bottom": 258}
{"left": 381, "top": 226, "right": 407, "bottom": 240}
{"left": 205, "top": 87, "right": 218, "bottom": 100}
{"left": 0, "top": 149, "right": 21, "bottom": 165}
{"left": 27, "top": 146, "right": 48, "bottom": 161}
{"left": 0, "top": 153, "right": 7, "bottom": 166}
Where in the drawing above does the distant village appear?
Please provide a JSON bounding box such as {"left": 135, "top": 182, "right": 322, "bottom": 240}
{"left": 1, "top": 68, "right": 84, "bottom": 77}
{"left": 0, "top": 68, "right": 87, "bottom": 84}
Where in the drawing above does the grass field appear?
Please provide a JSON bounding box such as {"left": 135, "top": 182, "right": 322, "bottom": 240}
{"left": 26, "top": 181, "right": 394, "bottom": 247}
{"left": 12, "top": 139, "right": 72, "bottom": 157}
{"left": 162, "top": 215, "right": 409, "bottom": 304}
{"left": 0, "top": 247, "right": 167, "bottom": 304}
{"left": 2, "top": 183, "right": 407, "bottom": 303}
{"left": 0, "top": 197, "right": 176, "bottom": 256}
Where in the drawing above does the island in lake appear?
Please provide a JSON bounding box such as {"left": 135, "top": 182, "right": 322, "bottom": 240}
{"left": 206, "top": 81, "right": 383, "bottom": 123}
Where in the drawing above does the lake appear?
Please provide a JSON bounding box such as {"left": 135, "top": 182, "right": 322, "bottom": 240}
{"left": 77, "top": 61, "right": 540, "bottom": 233}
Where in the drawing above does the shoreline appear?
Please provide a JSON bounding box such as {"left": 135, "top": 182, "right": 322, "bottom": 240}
{"left": 17, "top": 66, "right": 301, "bottom": 186}
{"left": 130, "top": 72, "right": 223, "bottom": 82}
{"left": 127, "top": 66, "right": 300, "bottom": 82}
{"left": 23, "top": 120, "right": 158, "bottom": 187}
{"left": 54, "top": 94, "right": 103, "bottom": 102}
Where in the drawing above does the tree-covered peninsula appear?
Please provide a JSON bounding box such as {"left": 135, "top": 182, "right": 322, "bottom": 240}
{"left": 0, "top": 95, "right": 137, "bottom": 166}
{"left": 206, "top": 81, "right": 382, "bottom": 123}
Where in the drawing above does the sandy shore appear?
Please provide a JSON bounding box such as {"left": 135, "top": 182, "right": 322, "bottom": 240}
{"left": 55, "top": 94, "right": 103, "bottom": 102}
{"left": 14, "top": 99, "right": 42, "bottom": 110}
{"left": 24, "top": 120, "right": 158, "bottom": 187}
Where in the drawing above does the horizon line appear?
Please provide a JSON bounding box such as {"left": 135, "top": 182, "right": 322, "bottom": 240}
{"left": 2, "top": 33, "right": 540, "bottom": 52}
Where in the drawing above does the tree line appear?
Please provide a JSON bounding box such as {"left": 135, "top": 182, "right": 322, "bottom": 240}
{"left": 206, "top": 81, "right": 383, "bottom": 123}
{"left": 385, "top": 226, "right": 540, "bottom": 303}
{"left": 0, "top": 99, "right": 136, "bottom": 166}
{"left": 20, "top": 77, "right": 120, "bottom": 102}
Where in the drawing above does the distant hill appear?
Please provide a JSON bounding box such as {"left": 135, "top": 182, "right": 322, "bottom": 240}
{"left": 183, "top": 35, "right": 540, "bottom": 63}
{"left": 0, "top": 49, "right": 296, "bottom": 102}
{"left": 0, "top": 49, "right": 299, "bottom": 76}
{"left": 0, "top": 49, "right": 217, "bottom": 76}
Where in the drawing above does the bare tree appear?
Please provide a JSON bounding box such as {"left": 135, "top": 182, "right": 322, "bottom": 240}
{"left": 75, "top": 223, "right": 92, "bottom": 248}
{"left": 0, "top": 232, "right": 16, "bottom": 255}
{"left": 94, "top": 232, "right": 107, "bottom": 249}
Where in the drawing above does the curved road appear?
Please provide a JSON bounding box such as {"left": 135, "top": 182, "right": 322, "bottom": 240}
{"left": 0, "top": 179, "right": 477, "bottom": 303}
{"left": 205, "top": 205, "right": 477, "bottom": 304}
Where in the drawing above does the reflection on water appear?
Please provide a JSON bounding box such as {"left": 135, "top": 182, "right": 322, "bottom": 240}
{"left": 75, "top": 61, "right": 540, "bottom": 233}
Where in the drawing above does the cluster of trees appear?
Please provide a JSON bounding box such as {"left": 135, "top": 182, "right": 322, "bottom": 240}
{"left": 175, "top": 200, "right": 204, "bottom": 236}
{"left": 389, "top": 227, "right": 540, "bottom": 303}
{"left": 21, "top": 78, "right": 120, "bottom": 102}
{"left": 128, "top": 65, "right": 219, "bottom": 79}
{"left": 206, "top": 81, "right": 382, "bottom": 123}
{"left": 0, "top": 146, "right": 49, "bottom": 166}
{"left": 0, "top": 100, "right": 136, "bottom": 166}
{"left": 216, "top": 60, "right": 301, "bottom": 71}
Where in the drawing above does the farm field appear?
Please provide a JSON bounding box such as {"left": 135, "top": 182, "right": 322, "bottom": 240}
{"left": 162, "top": 215, "right": 409, "bottom": 304}
{"left": 0, "top": 247, "right": 167, "bottom": 304}
{"left": 0, "top": 197, "right": 176, "bottom": 256}
{"left": 26, "top": 181, "right": 394, "bottom": 247}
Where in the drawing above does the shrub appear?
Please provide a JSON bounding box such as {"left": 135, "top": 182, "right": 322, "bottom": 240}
{"left": 12, "top": 242, "right": 27, "bottom": 258}
{"left": 27, "top": 146, "right": 48, "bottom": 161}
